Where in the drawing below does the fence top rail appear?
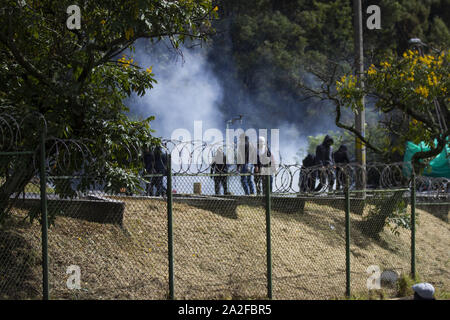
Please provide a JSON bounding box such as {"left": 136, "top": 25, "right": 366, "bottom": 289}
{"left": 349, "top": 188, "right": 410, "bottom": 193}
{"left": 0, "top": 151, "right": 35, "bottom": 156}
{"left": 416, "top": 202, "right": 450, "bottom": 205}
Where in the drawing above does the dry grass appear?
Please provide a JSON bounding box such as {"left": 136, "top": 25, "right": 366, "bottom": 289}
{"left": 0, "top": 196, "right": 448, "bottom": 300}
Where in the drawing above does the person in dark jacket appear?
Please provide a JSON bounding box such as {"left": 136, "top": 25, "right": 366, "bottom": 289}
{"left": 333, "top": 145, "right": 350, "bottom": 190}
{"left": 144, "top": 145, "right": 168, "bottom": 196}
{"left": 314, "top": 135, "right": 335, "bottom": 192}
{"left": 211, "top": 148, "right": 229, "bottom": 195}
{"left": 299, "top": 153, "right": 316, "bottom": 192}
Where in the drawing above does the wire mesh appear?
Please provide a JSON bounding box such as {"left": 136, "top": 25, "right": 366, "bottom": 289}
{"left": 44, "top": 176, "right": 168, "bottom": 299}
{"left": 0, "top": 153, "right": 42, "bottom": 299}
{"left": 348, "top": 189, "right": 411, "bottom": 298}
{"left": 1, "top": 156, "right": 449, "bottom": 300}
{"left": 415, "top": 180, "right": 450, "bottom": 295}
{"left": 172, "top": 174, "right": 267, "bottom": 299}
{"left": 271, "top": 195, "right": 346, "bottom": 299}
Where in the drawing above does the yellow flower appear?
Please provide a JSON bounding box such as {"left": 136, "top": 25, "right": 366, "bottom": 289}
{"left": 346, "top": 75, "right": 357, "bottom": 88}
{"left": 117, "top": 54, "right": 136, "bottom": 69}
{"left": 101, "top": 20, "right": 106, "bottom": 25}
{"left": 213, "top": 6, "right": 219, "bottom": 11}
{"left": 419, "top": 55, "right": 433, "bottom": 67}
{"left": 146, "top": 66, "right": 152, "bottom": 74}
{"left": 380, "top": 61, "right": 391, "bottom": 69}
{"left": 414, "top": 85, "right": 429, "bottom": 98}
{"left": 433, "top": 75, "right": 439, "bottom": 86}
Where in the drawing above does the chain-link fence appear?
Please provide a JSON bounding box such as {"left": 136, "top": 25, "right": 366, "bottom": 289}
{"left": 348, "top": 189, "right": 411, "bottom": 298}
{"left": 172, "top": 174, "right": 267, "bottom": 299}
{"left": 42, "top": 175, "right": 169, "bottom": 300}
{"left": 1, "top": 159, "right": 449, "bottom": 299}
{"left": 271, "top": 195, "right": 347, "bottom": 299}
{"left": 0, "top": 153, "right": 43, "bottom": 299}
{"left": 415, "top": 177, "right": 450, "bottom": 296}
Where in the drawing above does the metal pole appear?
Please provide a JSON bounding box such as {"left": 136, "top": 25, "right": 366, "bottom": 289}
{"left": 265, "top": 173, "right": 272, "bottom": 299}
{"left": 39, "top": 130, "right": 49, "bottom": 300}
{"left": 410, "top": 169, "right": 416, "bottom": 279}
{"left": 353, "top": 0, "right": 366, "bottom": 191}
{"left": 344, "top": 173, "right": 351, "bottom": 298}
{"left": 167, "top": 154, "right": 174, "bottom": 299}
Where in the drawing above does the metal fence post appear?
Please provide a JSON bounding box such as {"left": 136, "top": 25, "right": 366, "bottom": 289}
{"left": 344, "top": 173, "right": 351, "bottom": 298}
{"left": 167, "top": 154, "right": 174, "bottom": 299}
{"left": 410, "top": 169, "right": 416, "bottom": 279}
{"left": 39, "top": 129, "right": 49, "bottom": 300}
{"left": 265, "top": 173, "right": 272, "bottom": 299}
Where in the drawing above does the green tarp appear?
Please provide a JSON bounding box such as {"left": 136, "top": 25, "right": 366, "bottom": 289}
{"left": 403, "top": 138, "right": 450, "bottom": 178}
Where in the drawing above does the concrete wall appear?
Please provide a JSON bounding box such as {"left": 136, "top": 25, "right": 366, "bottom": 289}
{"left": 14, "top": 198, "right": 125, "bottom": 226}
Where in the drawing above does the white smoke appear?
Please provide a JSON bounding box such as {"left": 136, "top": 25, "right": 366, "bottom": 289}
{"left": 129, "top": 42, "right": 310, "bottom": 165}
{"left": 130, "top": 43, "right": 224, "bottom": 140}
{"left": 277, "top": 123, "right": 308, "bottom": 165}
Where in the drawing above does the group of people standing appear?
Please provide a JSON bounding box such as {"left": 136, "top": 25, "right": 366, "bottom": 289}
{"left": 142, "top": 134, "right": 274, "bottom": 197}
{"left": 142, "top": 134, "right": 350, "bottom": 196}
{"left": 299, "top": 135, "right": 350, "bottom": 192}
{"left": 211, "top": 134, "right": 275, "bottom": 196}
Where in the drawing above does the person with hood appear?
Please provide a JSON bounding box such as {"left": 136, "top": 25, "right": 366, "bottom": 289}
{"left": 254, "top": 136, "right": 274, "bottom": 195}
{"left": 314, "top": 135, "right": 335, "bottom": 192}
{"left": 237, "top": 134, "right": 256, "bottom": 195}
{"left": 210, "top": 147, "right": 229, "bottom": 195}
{"left": 299, "top": 153, "right": 316, "bottom": 192}
{"left": 333, "top": 145, "right": 350, "bottom": 190}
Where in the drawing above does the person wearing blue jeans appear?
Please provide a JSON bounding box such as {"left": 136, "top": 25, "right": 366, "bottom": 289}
{"left": 240, "top": 163, "right": 255, "bottom": 195}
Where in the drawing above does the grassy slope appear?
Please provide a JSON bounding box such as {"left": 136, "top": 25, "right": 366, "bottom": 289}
{"left": 1, "top": 197, "right": 449, "bottom": 300}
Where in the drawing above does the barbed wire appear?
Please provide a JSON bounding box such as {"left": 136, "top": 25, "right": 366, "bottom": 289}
{"left": 160, "top": 140, "right": 449, "bottom": 195}
{"left": 0, "top": 108, "right": 448, "bottom": 195}
{"left": 0, "top": 107, "right": 46, "bottom": 152}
